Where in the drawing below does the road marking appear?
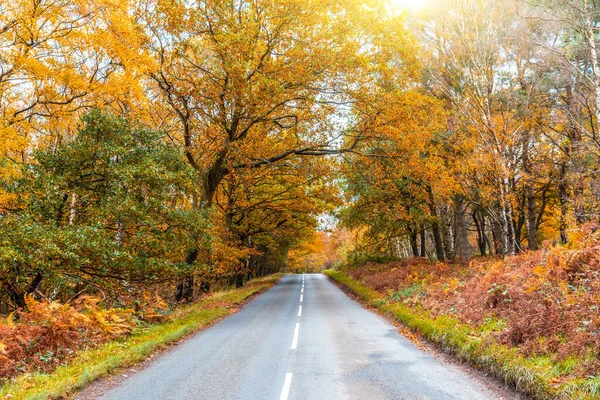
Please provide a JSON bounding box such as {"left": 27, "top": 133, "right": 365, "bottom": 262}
{"left": 291, "top": 323, "right": 300, "bottom": 349}
{"left": 301, "top": 287, "right": 303, "bottom": 293}
{"left": 280, "top": 373, "right": 293, "bottom": 400}
{"left": 300, "top": 294, "right": 303, "bottom": 302}
{"left": 298, "top": 305, "right": 302, "bottom": 317}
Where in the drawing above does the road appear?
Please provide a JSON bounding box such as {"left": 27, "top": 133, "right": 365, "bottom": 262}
{"left": 97, "top": 274, "right": 514, "bottom": 400}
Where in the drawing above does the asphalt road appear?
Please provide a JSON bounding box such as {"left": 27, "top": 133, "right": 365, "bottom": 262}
{"left": 98, "top": 274, "right": 510, "bottom": 400}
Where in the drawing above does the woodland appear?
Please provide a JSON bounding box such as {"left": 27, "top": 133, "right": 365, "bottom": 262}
{"left": 0, "top": 0, "right": 599, "bottom": 394}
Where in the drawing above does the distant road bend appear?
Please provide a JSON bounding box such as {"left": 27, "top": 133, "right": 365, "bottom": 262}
{"left": 98, "top": 274, "right": 515, "bottom": 400}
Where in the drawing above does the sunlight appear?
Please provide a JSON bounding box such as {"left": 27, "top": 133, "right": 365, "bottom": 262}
{"left": 388, "top": 0, "right": 428, "bottom": 11}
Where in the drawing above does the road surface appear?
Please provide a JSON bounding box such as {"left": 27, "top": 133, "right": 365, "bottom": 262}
{"left": 97, "top": 274, "right": 514, "bottom": 400}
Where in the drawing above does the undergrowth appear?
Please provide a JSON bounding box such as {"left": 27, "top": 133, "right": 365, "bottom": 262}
{"left": 325, "top": 263, "right": 600, "bottom": 400}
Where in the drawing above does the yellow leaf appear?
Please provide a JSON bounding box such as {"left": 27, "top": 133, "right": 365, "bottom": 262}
{"left": 533, "top": 265, "right": 547, "bottom": 278}
{"left": 6, "top": 312, "right": 14, "bottom": 327}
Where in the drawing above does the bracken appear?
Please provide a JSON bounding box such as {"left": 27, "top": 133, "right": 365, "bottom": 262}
{"left": 346, "top": 222, "right": 600, "bottom": 378}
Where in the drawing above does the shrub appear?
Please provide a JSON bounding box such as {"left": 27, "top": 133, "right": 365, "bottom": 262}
{"left": 0, "top": 295, "right": 135, "bottom": 381}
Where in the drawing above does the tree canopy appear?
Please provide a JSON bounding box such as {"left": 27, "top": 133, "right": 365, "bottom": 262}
{"left": 1, "top": 0, "right": 599, "bottom": 311}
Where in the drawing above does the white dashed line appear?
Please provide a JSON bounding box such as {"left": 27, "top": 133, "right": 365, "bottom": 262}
{"left": 300, "top": 294, "right": 303, "bottom": 302}
{"left": 301, "top": 287, "right": 303, "bottom": 293}
{"left": 298, "top": 305, "right": 302, "bottom": 317}
{"left": 291, "top": 323, "right": 300, "bottom": 349}
{"left": 280, "top": 373, "right": 293, "bottom": 400}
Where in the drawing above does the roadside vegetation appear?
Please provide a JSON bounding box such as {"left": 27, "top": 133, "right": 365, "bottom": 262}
{"left": 326, "top": 225, "right": 600, "bottom": 399}
{"left": 0, "top": 275, "right": 281, "bottom": 399}
{"left": 2, "top": 0, "right": 600, "bottom": 398}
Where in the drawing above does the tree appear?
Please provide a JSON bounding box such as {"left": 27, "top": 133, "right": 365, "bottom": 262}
{"left": 0, "top": 111, "right": 204, "bottom": 309}
{"left": 0, "top": 0, "right": 149, "bottom": 209}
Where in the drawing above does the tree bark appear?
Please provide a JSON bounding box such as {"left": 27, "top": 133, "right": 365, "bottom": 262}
{"left": 514, "top": 207, "right": 525, "bottom": 253}
{"left": 441, "top": 204, "right": 455, "bottom": 260}
{"left": 454, "top": 196, "right": 471, "bottom": 259}
{"left": 490, "top": 213, "right": 505, "bottom": 256}
{"left": 526, "top": 187, "right": 538, "bottom": 250}
{"left": 584, "top": 0, "right": 600, "bottom": 139}
{"left": 175, "top": 249, "right": 198, "bottom": 302}
{"left": 558, "top": 162, "right": 569, "bottom": 244}
{"left": 69, "top": 193, "right": 77, "bottom": 225}
{"left": 504, "top": 203, "right": 516, "bottom": 256}
{"left": 235, "top": 273, "right": 244, "bottom": 288}
{"left": 427, "top": 187, "right": 445, "bottom": 261}
{"left": 522, "top": 132, "right": 538, "bottom": 250}
{"left": 419, "top": 227, "right": 427, "bottom": 257}
{"left": 408, "top": 226, "right": 419, "bottom": 257}
{"left": 4, "top": 272, "right": 44, "bottom": 310}
{"left": 472, "top": 209, "right": 487, "bottom": 256}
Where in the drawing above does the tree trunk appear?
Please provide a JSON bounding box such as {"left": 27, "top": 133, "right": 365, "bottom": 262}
{"left": 573, "top": 171, "right": 586, "bottom": 224}
{"left": 235, "top": 273, "right": 244, "bottom": 288}
{"left": 27, "top": 272, "right": 43, "bottom": 299}
{"left": 454, "top": 196, "right": 471, "bottom": 259}
{"left": 427, "top": 187, "right": 445, "bottom": 261}
{"left": 175, "top": 275, "right": 194, "bottom": 302}
{"left": 5, "top": 272, "right": 44, "bottom": 310}
{"left": 484, "top": 230, "right": 493, "bottom": 256}
{"left": 584, "top": 0, "right": 600, "bottom": 139}
{"left": 472, "top": 209, "right": 487, "bottom": 256}
{"left": 431, "top": 221, "right": 444, "bottom": 261}
{"left": 201, "top": 148, "right": 229, "bottom": 207}
{"left": 419, "top": 227, "right": 427, "bottom": 257}
{"left": 441, "top": 204, "right": 455, "bottom": 260}
{"left": 526, "top": 186, "right": 538, "bottom": 250}
{"left": 563, "top": 82, "right": 585, "bottom": 227}
{"left": 558, "top": 163, "right": 569, "bottom": 244}
{"left": 522, "top": 132, "right": 538, "bottom": 250}
{"left": 514, "top": 208, "right": 524, "bottom": 253}
{"left": 504, "top": 203, "right": 516, "bottom": 256}
{"left": 409, "top": 227, "right": 419, "bottom": 257}
{"left": 69, "top": 193, "right": 77, "bottom": 225}
{"left": 490, "top": 214, "right": 505, "bottom": 256}
{"left": 175, "top": 249, "right": 198, "bottom": 302}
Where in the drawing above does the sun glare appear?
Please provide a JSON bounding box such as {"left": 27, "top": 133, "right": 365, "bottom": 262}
{"left": 388, "top": 0, "right": 428, "bottom": 11}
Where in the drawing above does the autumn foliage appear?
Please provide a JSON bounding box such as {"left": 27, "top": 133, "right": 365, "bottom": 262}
{"left": 0, "top": 296, "right": 135, "bottom": 380}
{"left": 346, "top": 223, "right": 600, "bottom": 378}
{"left": 2, "top": 0, "right": 600, "bottom": 394}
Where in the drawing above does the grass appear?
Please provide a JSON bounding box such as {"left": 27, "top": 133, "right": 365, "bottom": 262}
{"left": 0, "top": 274, "right": 282, "bottom": 400}
{"left": 324, "top": 269, "right": 600, "bottom": 400}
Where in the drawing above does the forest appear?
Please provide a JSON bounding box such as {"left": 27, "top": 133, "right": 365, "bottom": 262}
{"left": 0, "top": 0, "right": 599, "bottom": 398}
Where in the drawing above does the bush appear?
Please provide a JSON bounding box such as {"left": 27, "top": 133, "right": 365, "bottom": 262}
{"left": 0, "top": 295, "right": 136, "bottom": 381}
{"left": 0, "top": 110, "right": 208, "bottom": 310}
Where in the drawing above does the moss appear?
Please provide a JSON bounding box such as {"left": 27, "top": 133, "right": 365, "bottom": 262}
{"left": 325, "top": 270, "right": 598, "bottom": 400}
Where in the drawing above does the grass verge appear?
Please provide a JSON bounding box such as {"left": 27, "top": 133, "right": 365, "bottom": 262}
{"left": 0, "top": 274, "right": 282, "bottom": 400}
{"left": 324, "top": 269, "right": 597, "bottom": 400}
